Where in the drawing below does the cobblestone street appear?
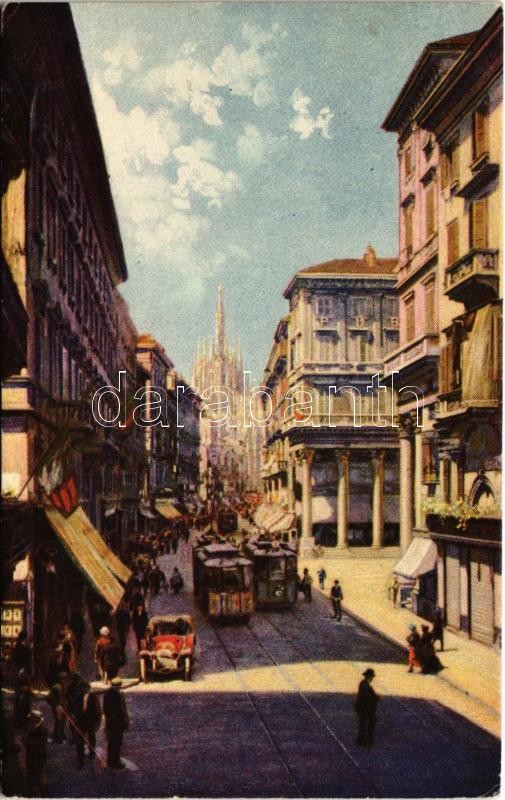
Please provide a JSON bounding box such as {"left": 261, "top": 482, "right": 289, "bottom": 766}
{"left": 41, "top": 538, "right": 500, "bottom": 798}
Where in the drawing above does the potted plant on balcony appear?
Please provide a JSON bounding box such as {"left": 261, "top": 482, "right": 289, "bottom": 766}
{"left": 423, "top": 498, "right": 501, "bottom": 535}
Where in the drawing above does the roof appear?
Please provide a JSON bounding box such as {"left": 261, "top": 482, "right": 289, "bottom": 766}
{"left": 298, "top": 258, "right": 397, "bottom": 276}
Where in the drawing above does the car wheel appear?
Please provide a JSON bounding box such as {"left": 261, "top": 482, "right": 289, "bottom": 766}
{"left": 184, "top": 657, "right": 192, "bottom": 681}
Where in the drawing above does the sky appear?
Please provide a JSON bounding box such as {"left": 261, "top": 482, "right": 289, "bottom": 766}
{"left": 72, "top": 1, "right": 495, "bottom": 381}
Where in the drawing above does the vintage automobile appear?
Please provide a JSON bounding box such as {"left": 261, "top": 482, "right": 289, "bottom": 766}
{"left": 138, "top": 614, "right": 195, "bottom": 682}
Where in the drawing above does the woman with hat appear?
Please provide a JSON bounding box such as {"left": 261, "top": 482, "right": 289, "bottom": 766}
{"left": 94, "top": 627, "right": 111, "bottom": 683}
{"left": 406, "top": 623, "right": 421, "bottom": 673}
{"left": 354, "top": 668, "right": 380, "bottom": 746}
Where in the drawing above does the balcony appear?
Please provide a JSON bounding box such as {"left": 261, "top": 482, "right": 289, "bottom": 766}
{"left": 261, "top": 454, "right": 288, "bottom": 479}
{"left": 383, "top": 333, "right": 439, "bottom": 379}
{"left": 445, "top": 248, "right": 499, "bottom": 307}
{"left": 397, "top": 234, "right": 438, "bottom": 288}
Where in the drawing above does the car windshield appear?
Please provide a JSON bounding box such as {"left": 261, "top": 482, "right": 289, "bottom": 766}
{"left": 152, "top": 619, "right": 191, "bottom": 636}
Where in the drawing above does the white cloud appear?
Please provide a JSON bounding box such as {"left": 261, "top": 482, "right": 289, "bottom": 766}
{"left": 172, "top": 139, "right": 242, "bottom": 209}
{"left": 103, "top": 35, "right": 142, "bottom": 87}
{"left": 90, "top": 78, "right": 244, "bottom": 302}
{"left": 145, "top": 22, "right": 285, "bottom": 125}
{"left": 236, "top": 124, "right": 265, "bottom": 164}
{"left": 289, "top": 87, "right": 334, "bottom": 141}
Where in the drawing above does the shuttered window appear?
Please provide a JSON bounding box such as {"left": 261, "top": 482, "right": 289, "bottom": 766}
{"left": 425, "top": 183, "right": 436, "bottom": 239}
{"left": 470, "top": 198, "right": 488, "bottom": 249}
{"left": 447, "top": 219, "right": 459, "bottom": 265}
{"left": 422, "top": 437, "right": 438, "bottom": 484}
{"left": 404, "top": 202, "right": 414, "bottom": 255}
{"left": 404, "top": 146, "right": 413, "bottom": 178}
{"left": 424, "top": 281, "right": 436, "bottom": 333}
{"left": 441, "top": 141, "right": 459, "bottom": 188}
{"left": 473, "top": 106, "right": 489, "bottom": 161}
{"left": 405, "top": 296, "right": 415, "bottom": 342}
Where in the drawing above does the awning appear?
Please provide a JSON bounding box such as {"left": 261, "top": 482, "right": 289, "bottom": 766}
{"left": 155, "top": 499, "right": 182, "bottom": 520}
{"left": 140, "top": 501, "right": 157, "bottom": 519}
{"left": 269, "top": 512, "right": 296, "bottom": 533}
{"left": 394, "top": 537, "right": 437, "bottom": 580}
{"left": 45, "top": 506, "right": 127, "bottom": 610}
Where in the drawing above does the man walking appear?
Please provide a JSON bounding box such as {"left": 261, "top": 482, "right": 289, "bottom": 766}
{"left": 23, "top": 710, "right": 49, "bottom": 796}
{"left": 103, "top": 677, "right": 130, "bottom": 770}
{"left": 94, "top": 627, "right": 111, "bottom": 683}
{"left": 330, "top": 579, "right": 343, "bottom": 621}
{"left": 317, "top": 566, "right": 327, "bottom": 590}
{"left": 354, "top": 668, "right": 380, "bottom": 747}
{"left": 301, "top": 568, "right": 313, "bottom": 602}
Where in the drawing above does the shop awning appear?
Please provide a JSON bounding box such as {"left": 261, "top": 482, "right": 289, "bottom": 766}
{"left": 79, "top": 510, "right": 131, "bottom": 585}
{"left": 155, "top": 499, "right": 182, "bottom": 520}
{"left": 394, "top": 537, "right": 437, "bottom": 580}
{"left": 45, "top": 506, "right": 127, "bottom": 610}
{"left": 269, "top": 512, "right": 296, "bottom": 533}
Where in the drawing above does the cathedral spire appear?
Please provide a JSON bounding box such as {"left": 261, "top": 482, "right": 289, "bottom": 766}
{"left": 215, "top": 283, "right": 226, "bottom": 356}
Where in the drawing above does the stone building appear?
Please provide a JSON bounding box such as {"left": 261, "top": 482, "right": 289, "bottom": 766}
{"left": 192, "top": 285, "right": 247, "bottom": 499}
{"left": 262, "top": 246, "right": 400, "bottom": 553}
{"left": 383, "top": 9, "right": 502, "bottom": 644}
{"left": 1, "top": 4, "right": 140, "bottom": 675}
{"left": 167, "top": 370, "right": 201, "bottom": 506}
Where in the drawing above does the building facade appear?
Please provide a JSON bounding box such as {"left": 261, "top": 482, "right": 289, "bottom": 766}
{"left": 167, "top": 370, "right": 201, "bottom": 505}
{"left": 262, "top": 246, "right": 400, "bottom": 552}
{"left": 383, "top": 9, "right": 502, "bottom": 644}
{"left": 1, "top": 4, "right": 141, "bottom": 675}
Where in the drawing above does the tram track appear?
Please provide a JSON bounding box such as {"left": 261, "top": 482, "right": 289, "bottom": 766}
{"left": 211, "top": 619, "right": 379, "bottom": 797}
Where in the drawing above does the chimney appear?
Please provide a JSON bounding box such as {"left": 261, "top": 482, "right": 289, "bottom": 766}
{"left": 363, "top": 244, "right": 377, "bottom": 267}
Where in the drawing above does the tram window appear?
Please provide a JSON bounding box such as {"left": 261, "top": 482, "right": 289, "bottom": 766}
{"left": 255, "top": 560, "right": 269, "bottom": 579}
{"left": 269, "top": 559, "right": 285, "bottom": 579}
{"left": 223, "top": 569, "right": 242, "bottom": 591}
{"left": 285, "top": 557, "right": 297, "bottom": 573}
{"left": 242, "top": 566, "right": 252, "bottom": 589}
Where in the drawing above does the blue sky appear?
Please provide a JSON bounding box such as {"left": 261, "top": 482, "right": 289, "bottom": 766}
{"left": 72, "top": 1, "right": 494, "bottom": 380}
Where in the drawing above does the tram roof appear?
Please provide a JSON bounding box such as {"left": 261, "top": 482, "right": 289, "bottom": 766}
{"left": 203, "top": 557, "right": 252, "bottom": 568}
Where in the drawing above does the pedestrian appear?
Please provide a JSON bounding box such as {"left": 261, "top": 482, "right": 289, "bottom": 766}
{"left": 69, "top": 609, "right": 85, "bottom": 654}
{"left": 79, "top": 682, "right": 102, "bottom": 761}
{"left": 14, "top": 668, "right": 32, "bottom": 729}
{"left": 330, "top": 579, "right": 344, "bottom": 621}
{"left": 11, "top": 630, "right": 31, "bottom": 674}
{"left": 301, "top": 568, "right": 313, "bottom": 602}
{"left": 94, "top": 626, "right": 111, "bottom": 682}
{"left": 431, "top": 609, "right": 444, "bottom": 652}
{"left": 317, "top": 566, "right": 327, "bottom": 590}
{"left": 115, "top": 599, "right": 131, "bottom": 651}
{"left": 59, "top": 624, "right": 78, "bottom": 673}
{"left": 419, "top": 624, "right": 444, "bottom": 674}
{"left": 169, "top": 567, "right": 184, "bottom": 594}
{"left": 131, "top": 604, "right": 149, "bottom": 651}
{"left": 46, "top": 683, "right": 66, "bottom": 743}
{"left": 23, "top": 710, "right": 49, "bottom": 796}
{"left": 102, "top": 636, "right": 126, "bottom": 683}
{"left": 103, "top": 677, "right": 130, "bottom": 770}
{"left": 406, "top": 623, "right": 421, "bottom": 673}
{"left": 389, "top": 576, "right": 400, "bottom": 607}
{"left": 354, "top": 668, "right": 380, "bottom": 747}
{"left": 65, "top": 672, "right": 86, "bottom": 767}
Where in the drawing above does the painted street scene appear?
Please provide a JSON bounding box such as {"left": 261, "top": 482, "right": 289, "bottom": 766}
{"left": 1, "top": 2, "right": 502, "bottom": 798}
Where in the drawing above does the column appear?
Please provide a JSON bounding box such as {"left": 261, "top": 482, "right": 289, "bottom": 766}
{"left": 414, "top": 429, "right": 423, "bottom": 529}
{"left": 300, "top": 448, "right": 315, "bottom": 543}
{"left": 399, "top": 417, "right": 413, "bottom": 553}
{"left": 336, "top": 450, "right": 350, "bottom": 549}
{"left": 371, "top": 450, "right": 385, "bottom": 549}
{"left": 287, "top": 456, "right": 295, "bottom": 512}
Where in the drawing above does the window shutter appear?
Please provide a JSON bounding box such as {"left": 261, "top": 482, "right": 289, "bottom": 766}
{"left": 405, "top": 203, "right": 413, "bottom": 252}
{"left": 471, "top": 198, "right": 488, "bottom": 249}
{"left": 447, "top": 219, "right": 459, "bottom": 265}
{"left": 425, "top": 184, "right": 435, "bottom": 238}
{"left": 451, "top": 144, "right": 460, "bottom": 184}
{"left": 424, "top": 283, "right": 435, "bottom": 333}
{"left": 473, "top": 108, "right": 489, "bottom": 160}
{"left": 440, "top": 152, "right": 448, "bottom": 189}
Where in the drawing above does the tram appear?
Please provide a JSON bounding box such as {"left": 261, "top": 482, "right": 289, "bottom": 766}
{"left": 243, "top": 538, "right": 298, "bottom": 609}
{"left": 192, "top": 541, "right": 254, "bottom": 620}
{"left": 217, "top": 509, "right": 238, "bottom": 535}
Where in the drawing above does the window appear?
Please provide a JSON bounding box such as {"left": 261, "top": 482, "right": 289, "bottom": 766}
{"left": 404, "top": 295, "right": 415, "bottom": 342}
{"left": 447, "top": 219, "right": 459, "bottom": 265}
{"left": 315, "top": 331, "right": 338, "bottom": 362}
{"left": 403, "top": 146, "right": 413, "bottom": 179}
{"left": 470, "top": 198, "right": 488, "bottom": 249}
{"left": 441, "top": 140, "right": 459, "bottom": 189}
{"left": 315, "top": 296, "right": 333, "bottom": 317}
{"left": 424, "top": 281, "right": 436, "bottom": 333}
{"left": 425, "top": 183, "right": 436, "bottom": 239}
{"left": 422, "top": 437, "right": 438, "bottom": 484}
{"left": 359, "top": 334, "right": 368, "bottom": 363}
{"left": 404, "top": 202, "right": 414, "bottom": 256}
{"left": 472, "top": 104, "right": 489, "bottom": 161}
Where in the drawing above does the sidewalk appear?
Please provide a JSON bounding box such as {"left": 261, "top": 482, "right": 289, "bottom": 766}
{"left": 301, "top": 553, "right": 501, "bottom": 717}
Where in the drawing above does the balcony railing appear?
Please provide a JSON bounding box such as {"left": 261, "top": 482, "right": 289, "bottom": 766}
{"left": 383, "top": 333, "right": 439, "bottom": 378}
{"left": 398, "top": 234, "right": 438, "bottom": 287}
{"left": 444, "top": 248, "right": 499, "bottom": 306}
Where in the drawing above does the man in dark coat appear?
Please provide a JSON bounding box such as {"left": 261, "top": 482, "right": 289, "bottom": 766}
{"left": 131, "top": 605, "right": 149, "bottom": 651}
{"left": 330, "top": 579, "right": 343, "bottom": 621}
{"left": 102, "top": 637, "right": 126, "bottom": 683}
{"left": 355, "top": 668, "right": 380, "bottom": 747}
{"left": 23, "top": 710, "right": 49, "bottom": 796}
{"left": 103, "top": 677, "right": 129, "bottom": 769}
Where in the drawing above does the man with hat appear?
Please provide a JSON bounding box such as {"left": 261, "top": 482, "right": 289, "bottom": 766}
{"left": 354, "top": 668, "right": 380, "bottom": 747}
{"left": 103, "top": 677, "right": 129, "bottom": 769}
{"left": 23, "top": 710, "right": 49, "bottom": 795}
{"left": 406, "top": 623, "right": 421, "bottom": 673}
{"left": 95, "top": 627, "right": 111, "bottom": 683}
